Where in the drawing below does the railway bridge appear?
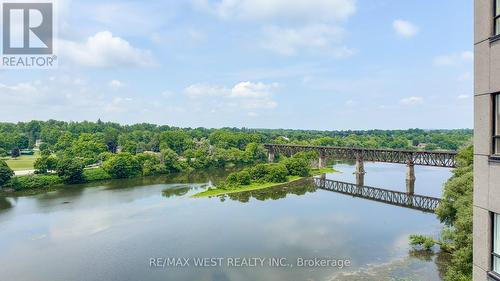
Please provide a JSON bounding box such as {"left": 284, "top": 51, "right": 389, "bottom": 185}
{"left": 264, "top": 144, "right": 457, "bottom": 194}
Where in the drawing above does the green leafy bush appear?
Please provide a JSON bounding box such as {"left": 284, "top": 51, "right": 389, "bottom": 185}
{"left": 226, "top": 170, "right": 252, "bottom": 186}
{"left": 83, "top": 168, "right": 112, "bottom": 182}
{"left": 265, "top": 164, "right": 289, "bottom": 183}
{"left": 143, "top": 159, "right": 167, "bottom": 176}
{"left": 56, "top": 157, "right": 85, "bottom": 184}
{"left": 249, "top": 164, "right": 269, "bottom": 181}
{"left": 282, "top": 157, "right": 310, "bottom": 177}
{"left": 0, "top": 160, "right": 14, "bottom": 187}
{"left": 34, "top": 155, "right": 57, "bottom": 174}
{"left": 103, "top": 153, "right": 142, "bottom": 179}
{"left": 7, "top": 174, "right": 62, "bottom": 190}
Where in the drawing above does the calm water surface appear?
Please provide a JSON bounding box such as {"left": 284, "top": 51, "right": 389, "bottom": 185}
{"left": 0, "top": 163, "right": 452, "bottom": 281}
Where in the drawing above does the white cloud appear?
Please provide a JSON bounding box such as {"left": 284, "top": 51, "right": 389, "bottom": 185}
{"left": 194, "top": 0, "right": 356, "bottom": 22}
{"left": 392, "top": 19, "right": 419, "bottom": 38}
{"left": 108, "top": 80, "right": 124, "bottom": 90}
{"left": 260, "top": 24, "right": 354, "bottom": 57}
{"left": 59, "top": 31, "right": 156, "bottom": 68}
{"left": 399, "top": 96, "right": 424, "bottom": 105}
{"left": 433, "top": 51, "right": 474, "bottom": 67}
{"left": 183, "top": 81, "right": 278, "bottom": 109}
{"left": 457, "top": 94, "right": 470, "bottom": 100}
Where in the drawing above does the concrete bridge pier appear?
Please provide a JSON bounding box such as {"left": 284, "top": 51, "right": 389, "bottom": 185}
{"left": 354, "top": 157, "right": 366, "bottom": 175}
{"left": 354, "top": 156, "right": 366, "bottom": 187}
{"left": 318, "top": 152, "right": 327, "bottom": 169}
{"left": 268, "top": 149, "right": 275, "bottom": 163}
{"left": 406, "top": 163, "right": 416, "bottom": 195}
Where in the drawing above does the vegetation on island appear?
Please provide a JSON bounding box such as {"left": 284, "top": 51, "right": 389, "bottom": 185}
{"left": 409, "top": 145, "right": 473, "bottom": 281}
{"left": 193, "top": 152, "right": 335, "bottom": 198}
{"left": 0, "top": 120, "right": 472, "bottom": 193}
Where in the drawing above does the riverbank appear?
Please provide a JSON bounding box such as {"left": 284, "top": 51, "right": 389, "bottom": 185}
{"left": 0, "top": 166, "right": 241, "bottom": 197}
{"left": 192, "top": 168, "right": 336, "bottom": 198}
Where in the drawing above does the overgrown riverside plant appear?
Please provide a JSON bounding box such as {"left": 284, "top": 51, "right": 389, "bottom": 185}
{"left": 409, "top": 145, "right": 473, "bottom": 281}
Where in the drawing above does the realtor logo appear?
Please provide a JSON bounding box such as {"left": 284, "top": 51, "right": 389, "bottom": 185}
{"left": 1, "top": 2, "right": 56, "bottom": 68}
{"left": 3, "top": 3, "right": 52, "bottom": 54}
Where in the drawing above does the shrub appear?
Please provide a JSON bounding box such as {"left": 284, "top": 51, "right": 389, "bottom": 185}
{"left": 83, "top": 168, "right": 112, "bottom": 182}
{"left": 56, "top": 157, "right": 85, "bottom": 184}
{"left": 143, "top": 159, "right": 167, "bottom": 176}
{"left": 0, "top": 160, "right": 14, "bottom": 187}
{"left": 265, "top": 164, "right": 289, "bottom": 183}
{"left": 103, "top": 153, "right": 142, "bottom": 179}
{"left": 282, "top": 157, "right": 310, "bottom": 177}
{"left": 161, "top": 148, "right": 184, "bottom": 172}
{"left": 6, "top": 174, "right": 62, "bottom": 190}
{"left": 249, "top": 164, "right": 269, "bottom": 181}
{"left": 236, "top": 170, "right": 251, "bottom": 185}
{"left": 226, "top": 170, "right": 252, "bottom": 186}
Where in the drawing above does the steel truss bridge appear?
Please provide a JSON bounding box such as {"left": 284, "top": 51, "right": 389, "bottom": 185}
{"left": 264, "top": 144, "right": 457, "bottom": 168}
{"left": 313, "top": 177, "right": 440, "bottom": 213}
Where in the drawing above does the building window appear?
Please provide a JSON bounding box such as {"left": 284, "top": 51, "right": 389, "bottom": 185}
{"left": 496, "top": 0, "right": 500, "bottom": 36}
{"left": 495, "top": 214, "right": 500, "bottom": 273}
{"left": 496, "top": 94, "right": 500, "bottom": 155}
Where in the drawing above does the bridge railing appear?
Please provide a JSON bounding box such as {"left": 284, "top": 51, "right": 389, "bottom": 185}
{"left": 312, "top": 177, "right": 441, "bottom": 213}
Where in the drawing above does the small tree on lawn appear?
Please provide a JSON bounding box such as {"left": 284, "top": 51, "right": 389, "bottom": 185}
{"left": 0, "top": 160, "right": 14, "bottom": 187}
{"left": 11, "top": 147, "right": 20, "bottom": 159}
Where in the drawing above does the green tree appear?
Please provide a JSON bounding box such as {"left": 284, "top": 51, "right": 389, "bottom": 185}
{"left": 226, "top": 170, "right": 251, "bottom": 186}
{"left": 11, "top": 147, "right": 20, "bottom": 158}
{"left": 103, "top": 153, "right": 142, "bottom": 179}
{"left": 160, "top": 130, "right": 192, "bottom": 154}
{"left": 265, "top": 164, "right": 289, "bottom": 183}
{"left": 0, "top": 160, "right": 14, "bottom": 187}
{"left": 34, "top": 155, "right": 57, "bottom": 174}
{"left": 282, "top": 157, "right": 310, "bottom": 177}
{"left": 56, "top": 158, "right": 85, "bottom": 184}
{"left": 410, "top": 145, "right": 473, "bottom": 281}
{"left": 69, "top": 133, "right": 107, "bottom": 165}
{"left": 249, "top": 164, "right": 270, "bottom": 181}
{"left": 161, "top": 148, "right": 185, "bottom": 172}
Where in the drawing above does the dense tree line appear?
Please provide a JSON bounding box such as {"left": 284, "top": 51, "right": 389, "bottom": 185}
{"left": 0, "top": 120, "right": 472, "bottom": 158}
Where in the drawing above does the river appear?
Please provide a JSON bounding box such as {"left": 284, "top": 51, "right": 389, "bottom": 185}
{"left": 0, "top": 162, "right": 452, "bottom": 281}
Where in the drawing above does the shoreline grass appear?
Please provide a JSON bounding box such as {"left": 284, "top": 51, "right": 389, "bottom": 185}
{"left": 192, "top": 167, "right": 337, "bottom": 198}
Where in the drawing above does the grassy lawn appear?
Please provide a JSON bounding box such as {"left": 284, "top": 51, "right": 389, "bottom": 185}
{"left": 192, "top": 167, "right": 337, "bottom": 198}
{"left": 1, "top": 152, "right": 39, "bottom": 171}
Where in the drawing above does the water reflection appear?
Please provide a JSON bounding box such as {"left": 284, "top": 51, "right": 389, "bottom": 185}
{"left": 0, "top": 196, "right": 14, "bottom": 211}
{"left": 0, "top": 165, "right": 451, "bottom": 281}
{"left": 218, "top": 179, "right": 316, "bottom": 203}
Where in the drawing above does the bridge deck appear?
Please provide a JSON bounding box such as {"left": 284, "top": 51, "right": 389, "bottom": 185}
{"left": 312, "top": 178, "right": 440, "bottom": 213}
{"left": 264, "top": 144, "right": 457, "bottom": 168}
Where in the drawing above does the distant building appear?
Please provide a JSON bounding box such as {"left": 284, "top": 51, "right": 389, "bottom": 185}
{"left": 474, "top": 1, "right": 500, "bottom": 280}
{"left": 417, "top": 143, "right": 427, "bottom": 149}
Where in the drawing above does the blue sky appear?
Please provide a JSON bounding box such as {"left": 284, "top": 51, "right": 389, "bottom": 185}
{"left": 0, "top": 0, "right": 473, "bottom": 130}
